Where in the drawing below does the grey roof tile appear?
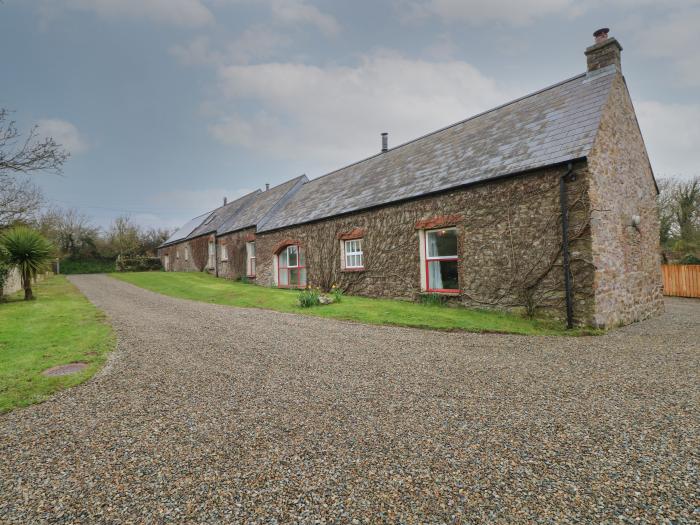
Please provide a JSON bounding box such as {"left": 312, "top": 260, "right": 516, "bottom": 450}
{"left": 258, "top": 66, "right": 616, "bottom": 232}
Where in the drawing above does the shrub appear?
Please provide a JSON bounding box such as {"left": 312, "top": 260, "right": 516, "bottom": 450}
{"left": 679, "top": 254, "right": 700, "bottom": 265}
{"left": 60, "top": 257, "right": 116, "bottom": 275}
{"left": 0, "top": 258, "right": 10, "bottom": 299}
{"left": 115, "top": 255, "right": 162, "bottom": 272}
{"left": 331, "top": 284, "right": 343, "bottom": 303}
{"left": 418, "top": 292, "right": 447, "bottom": 307}
{"left": 298, "top": 287, "right": 320, "bottom": 308}
{"left": 0, "top": 226, "right": 54, "bottom": 300}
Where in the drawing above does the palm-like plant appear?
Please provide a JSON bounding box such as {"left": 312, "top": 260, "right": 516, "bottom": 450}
{"left": 0, "top": 226, "right": 54, "bottom": 300}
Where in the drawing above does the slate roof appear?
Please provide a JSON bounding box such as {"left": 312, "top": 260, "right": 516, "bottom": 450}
{"left": 162, "top": 212, "right": 212, "bottom": 246}
{"left": 257, "top": 65, "right": 617, "bottom": 232}
{"left": 219, "top": 176, "right": 308, "bottom": 235}
{"left": 186, "top": 190, "right": 261, "bottom": 240}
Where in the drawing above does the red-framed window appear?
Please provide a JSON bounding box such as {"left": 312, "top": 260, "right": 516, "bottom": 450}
{"left": 425, "top": 228, "right": 459, "bottom": 293}
{"left": 246, "top": 241, "right": 256, "bottom": 277}
{"left": 278, "top": 244, "right": 306, "bottom": 288}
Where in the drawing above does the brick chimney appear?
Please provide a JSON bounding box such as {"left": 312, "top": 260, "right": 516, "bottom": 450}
{"left": 585, "top": 28, "right": 622, "bottom": 72}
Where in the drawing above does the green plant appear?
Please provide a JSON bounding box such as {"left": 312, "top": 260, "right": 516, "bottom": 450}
{"left": 0, "top": 257, "right": 11, "bottom": 299}
{"left": 239, "top": 274, "right": 249, "bottom": 284}
{"left": 331, "top": 284, "right": 343, "bottom": 303}
{"left": 298, "top": 287, "right": 320, "bottom": 308}
{"left": 0, "top": 226, "right": 54, "bottom": 300}
{"left": 418, "top": 292, "right": 447, "bottom": 307}
{"left": 59, "top": 257, "right": 116, "bottom": 275}
{"left": 679, "top": 253, "right": 700, "bottom": 265}
{"left": 115, "top": 255, "right": 162, "bottom": 272}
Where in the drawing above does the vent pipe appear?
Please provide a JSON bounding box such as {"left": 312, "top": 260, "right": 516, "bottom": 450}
{"left": 223, "top": 196, "right": 227, "bottom": 206}
{"left": 381, "top": 132, "right": 388, "bottom": 153}
{"left": 265, "top": 183, "right": 270, "bottom": 191}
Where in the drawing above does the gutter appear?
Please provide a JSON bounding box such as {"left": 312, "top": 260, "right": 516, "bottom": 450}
{"left": 559, "top": 162, "right": 575, "bottom": 329}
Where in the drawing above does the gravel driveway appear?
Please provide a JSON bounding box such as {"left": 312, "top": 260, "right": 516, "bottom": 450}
{"left": 1, "top": 275, "right": 698, "bottom": 524}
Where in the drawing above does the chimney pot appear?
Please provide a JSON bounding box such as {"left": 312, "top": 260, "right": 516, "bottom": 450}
{"left": 223, "top": 196, "right": 227, "bottom": 205}
{"left": 593, "top": 27, "right": 609, "bottom": 43}
{"left": 381, "top": 132, "right": 388, "bottom": 153}
{"left": 265, "top": 183, "right": 270, "bottom": 191}
{"left": 585, "top": 27, "right": 622, "bottom": 73}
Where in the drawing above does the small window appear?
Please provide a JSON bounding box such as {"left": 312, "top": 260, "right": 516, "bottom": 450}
{"left": 344, "top": 239, "right": 363, "bottom": 269}
{"left": 278, "top": 244, "right": 306, "bottom": 288}
{"left": 176, "top": 250, "right": 180, "bottom": 259}
{"left": 425, "top": 228, "right": 459, "bottom": 292}
{"left": 246, "top": 242, "right": 256, "bottom": 277}
{"left": 184, "top": 246, "right": 189, "bottom": 261}
{"left": 220, "top": 244, "right": 228, "bottom": 261}
{"left": 208, "top": 241, "right": 215, "bottom": 269}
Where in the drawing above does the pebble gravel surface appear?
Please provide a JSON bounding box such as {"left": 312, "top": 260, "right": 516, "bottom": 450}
{"left": 1, "top": 274, "right": 698, "bottom": 524}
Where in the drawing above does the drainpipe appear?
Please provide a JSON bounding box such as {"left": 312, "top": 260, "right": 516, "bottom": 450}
{"left": 559, "top": 162, "right": 575, "bottom": 329}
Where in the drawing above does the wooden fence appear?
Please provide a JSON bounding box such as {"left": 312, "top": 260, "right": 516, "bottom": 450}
{"left": 662, "top": 264, "right": 700, "bottom": 298}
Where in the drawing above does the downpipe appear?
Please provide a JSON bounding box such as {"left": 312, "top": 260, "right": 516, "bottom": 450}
{"left": 559, "top": 162, "right": 575, "bottom": 329}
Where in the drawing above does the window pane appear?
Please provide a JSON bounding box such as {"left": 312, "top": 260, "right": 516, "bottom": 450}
{"left": 427, "top": 229, "right": 457, "bottom": 258}
{"left": 428, "top": 260, "right": 458, "bottom": 290}
{"left": 279, "top": 268, "right": 288, "bottom": 286}
{"left": 299, "top": 268, "right": 307, "bottom": 286}
{"left": 288, "top": 245, "right": 298, "bottom": 267}
{"left": 250, "top": 257, "right": 256, "bottom": 276}
{"left": 289, "top": 268, "right": 300, "bottom": 286}
{"left": 250, "top": 242, "right": 255, "bottom": 257}
{"left": 299, "top": 247, "right": 305, "bottom": 266}
{"left": 279, "top": 248, "right": 288, "bottom": 268}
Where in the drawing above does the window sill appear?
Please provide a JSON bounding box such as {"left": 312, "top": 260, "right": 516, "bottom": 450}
{"left": 246, "top": 274, "right": 256, "bottom": 279}
{"left": 341, "top": 267, "right": 365, "bottom": 273}
{"left": 424, "top": 289, "right": 460, "bottom": 295}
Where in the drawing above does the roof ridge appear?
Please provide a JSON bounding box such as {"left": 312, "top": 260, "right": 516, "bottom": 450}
{"left": 305, "top": 71, "right": 588, "bottom": 186}
{"left": 255, "top": 175, "right": 309, "bottom": 232}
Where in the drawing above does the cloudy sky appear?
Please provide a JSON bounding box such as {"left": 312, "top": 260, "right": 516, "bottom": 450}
{"left": 2, "top": 1, "right": 699, "bottom": 229}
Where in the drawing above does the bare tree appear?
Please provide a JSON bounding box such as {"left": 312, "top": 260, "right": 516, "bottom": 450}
{"left": 107, "top": 216, "right": 142, "bottom": 256}
{"left": 0, "top": 109, "right": 69, "bottom": 229}
{"left": 0, "top": 174, "right": 43, "bottom": 227}
{"left": 657, "top": 176, "right": 700, "bottom": 255}
{"left": 36, "top": 207, "right": 100, "bottom": 257}
{"left": 0, "top": 109, "right": 68, "bottom": 176}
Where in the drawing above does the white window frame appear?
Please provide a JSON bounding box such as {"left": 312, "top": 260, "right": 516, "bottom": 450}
{"left": 184, "top": 246, "right": 189, "bottom": 261}
{"left": 220, "top": 243, "right": 228, "bottom": 262}
{"left": 176, "top": 250, "right": 180, "bottom": 260}
{"left": 424, "top": 227, "right": 459, "bottom": 292}
{"left": 343, "top": 239, "right": 364, "bottom": 269}
{"left": 208, "top": 241, "right": 215, "bottom": 269}
{"left": 246, "top": 241, "right": 256, "bottom": 277}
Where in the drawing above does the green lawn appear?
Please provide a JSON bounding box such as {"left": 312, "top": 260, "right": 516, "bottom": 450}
{"left": 113, "top": 271, "right": 597, "bottom": 336}
{"left": 0, "top": 275, "right": 115, "bottom": 413}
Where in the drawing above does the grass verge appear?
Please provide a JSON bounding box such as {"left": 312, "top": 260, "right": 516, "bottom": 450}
{"left": 112, "top": 272, "right": 598, "bottom": 336}
{"left": 0, "top": 275, "right": 115, "bottom": 413}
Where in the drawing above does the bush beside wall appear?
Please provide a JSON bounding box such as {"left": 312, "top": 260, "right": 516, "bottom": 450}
{"left": 60, "top": 257, "right": 116, "bottom": 275}
{"left": 116, "top": 255, "right": 162, "bottom": 272}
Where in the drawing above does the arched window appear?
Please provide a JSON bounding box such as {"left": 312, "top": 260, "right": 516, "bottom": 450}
{"left": 277, "top": 244, "right": 306, "bottom": 288}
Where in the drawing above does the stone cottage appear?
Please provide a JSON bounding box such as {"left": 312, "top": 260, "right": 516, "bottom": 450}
{"left": 159, "top": 29, "right": 663, "bottom": 328}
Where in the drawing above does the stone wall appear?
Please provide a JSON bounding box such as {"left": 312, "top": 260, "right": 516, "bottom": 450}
{"left": 587, "top": 72, "right": 664, "bottom": 327}
{"left": 216, "top": 227, "right": 255, "bottom": 280}
{"left": 158, "top": 234, "right": 214, "bottom": 273}
{"left": 255, "top": 162, "right": 595, "bottom": 324}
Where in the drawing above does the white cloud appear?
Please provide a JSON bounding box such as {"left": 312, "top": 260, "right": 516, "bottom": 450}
{"left": 43, "top": 0, "right": 214, "bottom": 27}
{"left": 632, "top": 8, "right": 700, "bottom": 86}
{"left": 37, "top": 119, "right": 88, "bottom": 154}
{"left": 209, "top": 53, "right": 514, "bottom": 171}
{"left": 636, "top": 100, "right": 700, "bottom": 179}
{"left": 267, "top": 0, "right": 340, "bottom": 36}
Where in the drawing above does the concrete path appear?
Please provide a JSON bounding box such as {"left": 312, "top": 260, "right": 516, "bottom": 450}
{"left": 0, "top": 274, "right": 698, "bottom": 523}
